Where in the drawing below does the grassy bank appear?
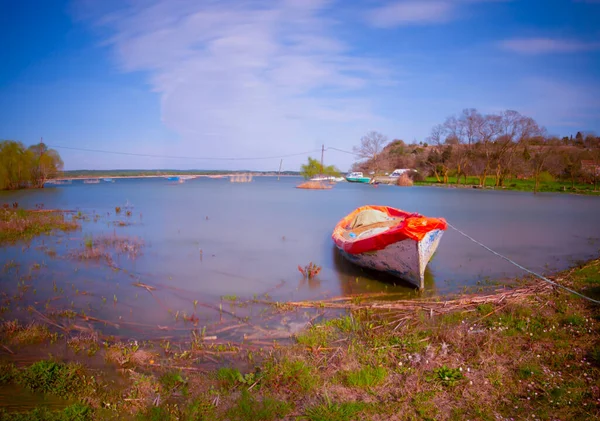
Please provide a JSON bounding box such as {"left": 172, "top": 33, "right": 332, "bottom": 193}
{"left": 1, "top": 258, "right": 598, "bottom": 420}
{"left": 0, "top": 208, "right": 80, "bottom": 245}
{"left": 415, "top": 176, "right": 600, "bottom": 195}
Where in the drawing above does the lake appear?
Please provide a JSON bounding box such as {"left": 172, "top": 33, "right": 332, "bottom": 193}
{"left": 1, "top": 176, "right": 599, "bottom": 340}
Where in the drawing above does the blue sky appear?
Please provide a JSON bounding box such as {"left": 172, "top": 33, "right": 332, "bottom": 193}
{"left": 1, "top": 0, "right": 599, "bottom": 171}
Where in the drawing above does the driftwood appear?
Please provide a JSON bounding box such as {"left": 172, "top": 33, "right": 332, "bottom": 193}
{"left": 260, "top": 282, "right": 553, "bottom": 314}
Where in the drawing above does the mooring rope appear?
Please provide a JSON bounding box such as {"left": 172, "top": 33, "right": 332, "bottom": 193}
{"left": 447, "top": 222, "right": 600, "bottom": 305}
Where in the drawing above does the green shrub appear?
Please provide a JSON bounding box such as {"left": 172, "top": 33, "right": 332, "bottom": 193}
{"left": 18, "top": 360, "right": 83, "bottom": 398}
{"left": 434, "top": 365, "right": 463, "bottom": 387}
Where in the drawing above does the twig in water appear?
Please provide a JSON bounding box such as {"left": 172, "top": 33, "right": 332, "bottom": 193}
{"left": 1, "top": 344, "right": 14, "bottom": 354}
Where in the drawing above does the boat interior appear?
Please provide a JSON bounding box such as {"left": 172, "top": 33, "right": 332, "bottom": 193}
{"left": 343, "top": 209, "right": 404, "bottom": 240}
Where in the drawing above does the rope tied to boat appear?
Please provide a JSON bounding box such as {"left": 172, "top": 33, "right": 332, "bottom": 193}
{"left": 447, "top": 222, "right": 600, "bottom": 305}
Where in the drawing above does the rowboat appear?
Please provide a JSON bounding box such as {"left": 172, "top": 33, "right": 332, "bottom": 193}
{"left": 345, "top": 172, "right": 371, "bottom": 183}
{"left": 332, "top": 205, "right": 447, "bottom": 289}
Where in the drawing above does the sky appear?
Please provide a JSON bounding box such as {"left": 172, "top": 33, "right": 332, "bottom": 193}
{"left": 1, "top": 0, "right": 599, "bottom": 171}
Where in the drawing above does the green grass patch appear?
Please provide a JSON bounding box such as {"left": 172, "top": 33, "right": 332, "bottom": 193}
{"left": 342, "top": 366, "right": 387, "bottom": 389}
{"left": 0, "top": 363, "right": 15, "bottom": 385}
{"left": 216, "top": 367, "right": 256, "bottom": 388}
{"left": 417, "top": 176, "right": 600, "bottom": 195}
{"left": 295, "top": 324, "right": 337, "bottom": 348}
{"left": 227, "top": 391, "right": 291, "bottom": 421}
{"left": 476, "top": 303, "right": 494, "bottom": 315}
{"left": 517, "top": 363, "right": 541, "bottom": 379}
{"left": 412, "top": 391, "right": 438, "bottom": 420}
{"left": 326, "top": 315, "right": 361, "bottom": 333}
{"left": 184, "top": 397, "right": 216, "bottom": 421}
{"left": 303, "top": 401, "right": 366, "bottom": 421}
{"left": 0, "top": 404, "right": 92, "bottom": 421}
{"left": 561, "top": 314, "right": 585, "bottom": 326}
{"left": 262, "top": 358, "right": 317, "bottom": 393}
{"left": 159, "top": 371, "right": 188, "bottom": 395}
{"left": 17, "top": 360, "right": 87, "bottom": 399}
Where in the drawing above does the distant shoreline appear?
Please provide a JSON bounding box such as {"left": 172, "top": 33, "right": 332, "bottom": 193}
{"left": 53, "top": 173, "right": 301, "bottom": 181}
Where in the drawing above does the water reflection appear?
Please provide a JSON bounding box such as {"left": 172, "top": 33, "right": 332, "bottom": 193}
{"left": 331, "top": 245, "right": 438, "bottom": 297}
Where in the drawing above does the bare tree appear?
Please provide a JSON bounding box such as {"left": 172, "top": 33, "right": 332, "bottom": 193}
{"left": 525, "top": 137, "right": 561, "bottom": 193}
{"left": 561, "top": 149, "right": 583, "bottom": 189}
{"left": 458, "top": 108, "right": 484, "bottom": 146}
{"left": 492, "top": 110, "right": 545, "bottom": 186}
{"left": 425, "top": 124, "right": 453, "bottom": 183}
{"left": 354, "top": 131, "right": 389, "bottom": 174}
{"left": 474, "top": 114, "right": 501, "bottom": 186}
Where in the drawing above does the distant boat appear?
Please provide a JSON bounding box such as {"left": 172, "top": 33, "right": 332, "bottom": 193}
{"left": 332, "top": 205, "right": 447, "bottom": 289}
{"left": 83, "top": 179, "right": 100, "bottom": 184}
{"left": 166, "top": 176, "right": 180, "bottom": 181}
{"left": 310, "top": 176, "right": 345, "bottom": 182}
{"left": 103, "top": 178, "right": 115, "bottom": 183}
{"left": 345, "top": 172, "right": 371, "bottom": 183}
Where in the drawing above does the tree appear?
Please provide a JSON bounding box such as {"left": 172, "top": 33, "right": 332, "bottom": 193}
{"left": 353, "top": 131, "right": 388, "bottom": 174}
{"left": 426, "top": 124, "right": 451, "bottom": 183}
{"left": 300, "top": 157, "right": 340, "bottom": 179}
{"left": 28, "top": 143, "right": 64, "bottom": 188}
{"left": 0, "top": 140, "right": 62, "bottom": 190}
{"left": 525, "top": 137, "right": 561, "bottom": 193}
{"left": 561, "top": 149, "right": 583, "bottom": 189}
{"left": 474, "top": 113, "right": 501, "bottom": 186}
{"left": 491, "top": 110, "right": 544, "bottom": 187}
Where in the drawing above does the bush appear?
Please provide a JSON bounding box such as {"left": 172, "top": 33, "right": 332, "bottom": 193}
{"left": 411, "top": 171, "right": 425, "bottom": 182}
{"left": 396, "top": 173, "right": 414, "bottom": 187}
{"left": 18, "top": 360, "right": 83, "bottom": 398}
{"left": 539, "top": 171, "right": 554, "bottom": 183}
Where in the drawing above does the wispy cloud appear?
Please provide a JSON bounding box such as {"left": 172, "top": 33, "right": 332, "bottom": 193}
{"left": 367, "top": 1, "right": 455, "bottom": 28}
{"left": 517, "top": 77, "right": 600, "bottom": 129}
{"left": 499, "top": 38, "right": 600, "bottom": 54}
{"left": 76, "top": 0, "right": 390, "bottom": 168}
{"left": 366, "top": 0, "right": 508, "bottom": 28}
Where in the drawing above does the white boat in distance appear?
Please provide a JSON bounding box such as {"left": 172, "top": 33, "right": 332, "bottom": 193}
{"left": 310, "top": 176, "right": 345, "bottom": 182}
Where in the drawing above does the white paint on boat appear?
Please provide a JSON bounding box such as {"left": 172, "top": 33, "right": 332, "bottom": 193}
{"left": 336, "top": 229, "right": 444, "bottom": 289}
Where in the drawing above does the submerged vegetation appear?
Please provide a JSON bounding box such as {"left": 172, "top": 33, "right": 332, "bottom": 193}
{"left": 0, "top": 208, "right": 79, "bottom": 245}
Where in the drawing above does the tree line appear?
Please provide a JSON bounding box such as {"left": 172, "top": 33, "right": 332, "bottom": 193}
{"left": 351, "top": 109, "right": 600, "bottom": 192}
{"left": 0, "top": 140, "right": 64, "bottom": 190}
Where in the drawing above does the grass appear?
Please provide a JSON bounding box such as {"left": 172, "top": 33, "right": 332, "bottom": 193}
{"left": 0, "top": 258, "right": 598, "bottom": 420}
{"left": 416, "top": 176, "right": 600, "bottom": 195}
{"left": 0, "top": 404, "right": 93, "bottom": 421}
{"left": 226, "top": 391, "right": 291, "bottom": 421}
{"left": 303, "top": 401, "right": 366, "bottom": 421}
{"left": 342, "top": 366, "right": 387, "bottom": 388}
{"left": 1, "top": 321, "right": 55, "bottom": 345}
{"left": 0, "top": 209, "right": 79, "bottom": 244}
{"left": 262, "top": 358, "right": 318, "bottom": 393}
{"left": 18, "top": 360, "right": 89, "bottom": 399}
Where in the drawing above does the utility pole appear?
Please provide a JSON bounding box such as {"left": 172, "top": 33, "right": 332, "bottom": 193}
{"left": 320, "top": 144, "right": 325, "bottom": 176}
{"left": 277, "top": 159, "right": 283, "bottom": 181}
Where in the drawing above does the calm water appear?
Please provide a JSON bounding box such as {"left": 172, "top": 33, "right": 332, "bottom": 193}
{"left": 1, "top": 177, "right": 599, "bottom": 339}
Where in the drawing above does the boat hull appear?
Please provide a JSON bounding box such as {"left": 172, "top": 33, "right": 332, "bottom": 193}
{"left": 346, "top": 177, "right": 371, "bottom": 183}
{"left": 335, "top": 229, "right": 444, "bottom": 289}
